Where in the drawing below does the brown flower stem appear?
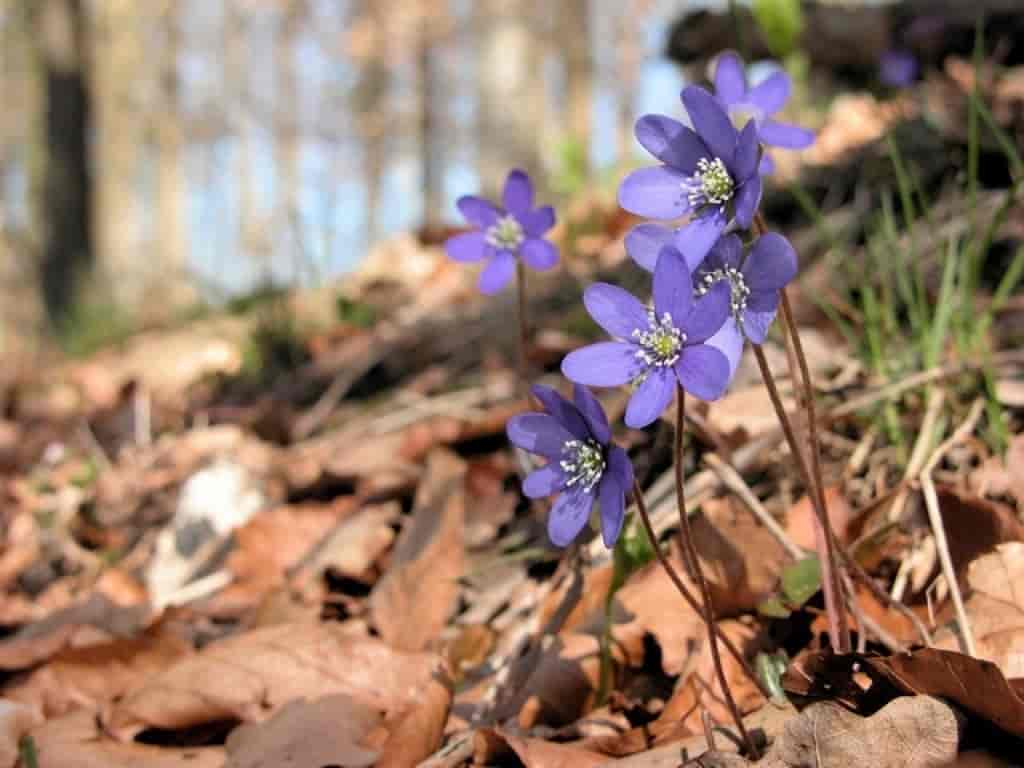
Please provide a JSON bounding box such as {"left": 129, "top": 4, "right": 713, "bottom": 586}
{"left": 753, "top": 211, "right": 850, "bottom": 653}
{"left": 675, "top": 386, "right": 756, "bottom": 757}
{"left": 752, "top": 344, "right": 847, "bottom": 653}
{"left": 632, "top": 478, "right": 772, "bottom": 702}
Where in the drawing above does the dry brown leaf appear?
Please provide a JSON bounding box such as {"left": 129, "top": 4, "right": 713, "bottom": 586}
{"left": 472, "top": 728, "right": 607, "bottom": 768}
{"left": 864, "top": 648, "right": 1024, "bottom": 738}
{"left": 930, "top": 486, "right": 1024, "bottom": 581}
{"left": 103, "top": 623, "right": 437, "bottom": 740}
{"left": 694, "top": 498, "right": 788, "bottom": 615}
{"left": 971, "top": 435, "right": 1024, "bottom": 509}
{"left": 223, "top": 694, "right": 380, "bottom": 768}
{"left": 706, "top": 385, "right": 793, "bottom": 442}
{"left": 5, "top": 626, "right": 190, "bottom": 718}
{"left": 0, "top": 699, "right": 43, "bottom": 768}
{"left": 0, "top": 594, "right": 150, "bottom": 671}
{"left": 375, "top": 669, "right": 453, "bottom": 767}
{"left": 785, "top": 486, "right": 857, "bottom": 551}
{"left": 760, "top": 695, "right": 961, "bottom": 768}
{"left": 369, "top": 449, "right": 465, "bottom": 651}
{"left": 936, "top": 543, "right": 1024, "bottom": 679}
{"left": 27, "top": 708, "right": 225, "bottom": 768}
{"left": 300, "top": 501, "right": 399, "bottom": 581}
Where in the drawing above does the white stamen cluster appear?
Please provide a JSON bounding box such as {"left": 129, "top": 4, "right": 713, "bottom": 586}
{"left": 683, "top": 157, "right": 735, "bottom": 208}
{"left": 559, "top": 439, "right": 606, "bottom": 493}
{"left": 485, "top": 214, "right": 525, "bottom": 251}
{"left": 632, "top": 309, "right": 686, "bottom": 368}
{"left": 696, "top": 266, "right": 751, "bottom": 321}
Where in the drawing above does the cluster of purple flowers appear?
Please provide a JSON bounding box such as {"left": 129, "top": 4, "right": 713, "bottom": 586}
{"left": 447, "top": 52, "right": 812, "bottom": 549}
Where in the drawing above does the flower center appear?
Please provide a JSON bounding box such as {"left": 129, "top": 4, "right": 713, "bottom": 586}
{"left": 632, "top": 310, "right": 686, "bottom": 369}
{"left": 485, "top": 215, "right": 525, "bottom": 251}
{"left": 696, "top": 266, "right": 751, "bottom": 323}
{"left": 559, "top": 439, "right": 606, "bottom": 493}
{"left": 684, "top": 157, "right": 735, "bottom": 209}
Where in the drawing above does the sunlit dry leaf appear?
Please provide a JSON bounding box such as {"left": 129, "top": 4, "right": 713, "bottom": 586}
{"left": 971, "top": 434, "right": 1024, "bottom": 509}
{"left": 28, "top": 709, "right": 224, "bottom": 768}
{"left": 930, "top": 487, "right": 1024, "bottom": 582}
{"left": 760, "top": 695, "right": 961, "bottom": 768}
{"left": 0, "top": 699, "right": 43, "bottom": 768}
{"left": 785, "top": 486, "right": 856, "bottom": 551}
{"left": 103, "top": 624, "right": 437, "bottom": 741}
{"left": 5, "top": 626, "right": 190, "bottom": 719}
{"left": 936, "top": 543, "right": 1024, "bottom": 679}
{"left": 375, "top": 669, "right": 453, "bottom": 768}
{"left": 369, "top": 449, "right": 465, "bottom": 651}
{"left": 224, "top": 694, "right": 379, "bottom": 768}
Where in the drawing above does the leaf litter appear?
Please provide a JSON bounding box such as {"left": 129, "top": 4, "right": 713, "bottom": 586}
{"left": 2, "top": 68, "right": 1024, "bottom": 768}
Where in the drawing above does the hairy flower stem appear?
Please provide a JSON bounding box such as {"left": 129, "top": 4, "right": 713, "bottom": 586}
{"left": 632, "top": 478, "right": 772, "bottom": 702}
{"left": 674, "top": 387, "right": 757, "bottom": 757}
{"left": 752, "top": 344, "right": 847, "bottom": 653}
{"left": 516, "top": 261, "right": 531, "bottom": 401}
{"left": 753, "top": 211, "right": 850, "bottom": 653}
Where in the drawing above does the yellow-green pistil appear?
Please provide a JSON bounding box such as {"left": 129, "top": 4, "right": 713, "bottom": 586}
{"left": 686, "top": 157, "right": 735, "bottom": 208}
{"left": 485, "top": 214, "right": 525, "bottom": 251}
{"left": 560, "top": 438, "right": 606, "bottom": 492}
{"left": 633, "top": 310, "right": 686, "bottom": 368}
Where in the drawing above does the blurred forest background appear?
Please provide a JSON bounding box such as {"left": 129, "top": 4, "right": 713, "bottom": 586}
{"left": 0, "top": 0, "right": 692, "bottom": 356}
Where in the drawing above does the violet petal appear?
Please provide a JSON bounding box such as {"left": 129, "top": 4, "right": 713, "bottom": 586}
{"left": 625, "top": 223, "right": 674, "bottom": 273}
{"left": 674, "top": 344, "right": 730, "bottom": 401}
{"left": 747, "top": 70, "right": 791, "bottom": 116}
{"left": 635, "top": 115, "right": 706, "bottom": 174}
{"left": 547, "top": 487, "right": 594, "bottom": 547}
{"left": 652, "top": 245, "right": 694, "bottom": 326}
{"left": 714, "top": 51, "right": 747, "bottom": 105}
{"left": 521, "top": 238, "right": 558, "bottom": 271}
{"left": 507, "top": 412, "right": 575, "bottom": 457}
{"left": 682, "top": 85, "right": 737, "bottom": 167}
{"left": 457, "top": 195, "right": 500, "bottom": 228}
{"left": 562, "top": 342, "right": 639, "bottom": 387}
{"left": 618, "top": 166, "right": 690, "bottom": 220}
{"left": 502, "top": 169, "right": 533, "bottom": 216}
{"left": 744, "top": 232, "right": 798, "bottom": 294}
{"left": 523, "top": 464, "right": 565, "bottom": 499}
{"left": 532, "top": 384, "right": 589, "bottom": 440}
{"left": 759, "top": 120, "right": 815, "bottom": 149}
{"left": 478, "top": 251, "right": 517, "bottom": 294}
{"left": 584, "top": 283, "right": 649, "bottom": 339}
{"left": 445, "top": 231, "right": 488, "bottom": 263}
{"left": 625, "top": 367, "right": 676, "bottom": 428}
{"left": 573, "top": 384, "right": 612, "bottom": 445}
{"left": 680, "top": 281, "right": 730, "bottom": 344}
{"left": 598, "top": 471, "right": 626, "bottom": 548}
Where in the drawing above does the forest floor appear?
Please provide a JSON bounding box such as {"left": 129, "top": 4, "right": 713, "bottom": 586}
{"left": 1, "top": 54, "right": 1024, "bottom": 768}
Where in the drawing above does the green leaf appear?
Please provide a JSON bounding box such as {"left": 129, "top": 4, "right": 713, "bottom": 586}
{"left": 752, "top": 0, "right": 804, "bottom": 57}
{"left": 755, "top": 650, "right": 790, "bottom": 704}
{"left": 781, "top": 555, "right": 822, "bottom": 607}
{"left": 757, "top": 596, "right": 792, "bottom": 619}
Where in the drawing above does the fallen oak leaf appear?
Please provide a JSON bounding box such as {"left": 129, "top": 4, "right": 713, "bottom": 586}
{"left": 375, "top": 667, "right": 454, "bottom": 768}
{"left": 224, "top": 694, "right": 380, "bottom": 768}
{"left": 472, "top": 728, "right": 607, "bottom": 768}
{"left": 369, "top": 449, "right": 466, "bottom": 652}
{"left": 103, "top": 623, "right": 437, "bottom": 741}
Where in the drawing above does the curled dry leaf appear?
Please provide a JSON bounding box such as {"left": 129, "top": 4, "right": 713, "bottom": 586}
{"left": 26, "top": 709, "right": 224, "bottom": 768}
{"left": 863, "top": 648, "right": 1024, "bottom": 738}
{"left": 224, "top": 694, "right": 380, "bottom": 768}
{"left": 930, "top": 487, "right": 1024, "bottom": 582}
{"left": 375, "top": 668, "right": 454, "bottom": 768}
{"left": 103, "top": 623, "right": 437, "bottom": 741}
{"left": 971, "top": 434, "right": 1024, "bottom": 508}
{"left": 369, "top": 449, "right": 466, "bottom": 652}
{"left": 760, "top": 695, "right": 961, "bottom": 768}
{"left": 785, "top": 486, "right": 857, "bottom": 551}
{"left": 472, "top": 728, "right": 607, "bottom": 768}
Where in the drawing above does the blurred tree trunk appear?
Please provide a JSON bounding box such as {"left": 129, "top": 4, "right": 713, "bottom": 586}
{"left": 476, "top": 0, "right": 542, "bottom": 197}
{"left": 560, "top": 0, "right": 592, "bottom": 178}
{"left": 155, "top": 0, "right": 193, "bottom": 312}
{"left": 25, "top": 0, "right": 93, "bottom": 329}
{"left": 276, "top": 1, "right": 303, "bottom": 282}
{"left": 92, "top": 0, "right": 143, "bottom": 311}
{"left": 617, "top": 3, "right": 640, "bottom": 162}
{"left": 352, "top": 0, "right": 391, "bottom": 246}
{"left": 418, "top": 8, "right": 443, "bottom": 231}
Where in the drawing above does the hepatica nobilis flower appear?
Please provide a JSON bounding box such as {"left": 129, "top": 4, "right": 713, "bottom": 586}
{"left": 561, "top": 245, "right": 731, "bottom": 429}
{"left": 507, "top": 384, "right": 634, "bottom": 548}
{"left": 712, "top": 51, "right": 815, "bottom": 174}
{"left": 446, "top": 169, "right": 558, "bottom": 295}
{"left": 618, "top": 86, "right": 762, "bottom": 264}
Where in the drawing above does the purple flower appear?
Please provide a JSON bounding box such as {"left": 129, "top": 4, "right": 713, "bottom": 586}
{"left": 618, "top": 86, "right": 762, "bottom": 266}
{"left": 561, "top": 245, "right": 732, "bottom": 429}
{"left": 623, "top": 225, "right": 798, "bottom": 382}
{"left": 446, "top": 169, "right": 558, "bottom": 295}
{"left": 507, "top": 384, "right": 634, "bottom": 548}
{"left": 879, "top": 50, "right": 918, "bottom": 88}
{"left": 712, "top": 51, "right": 815, "bottom": 175}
